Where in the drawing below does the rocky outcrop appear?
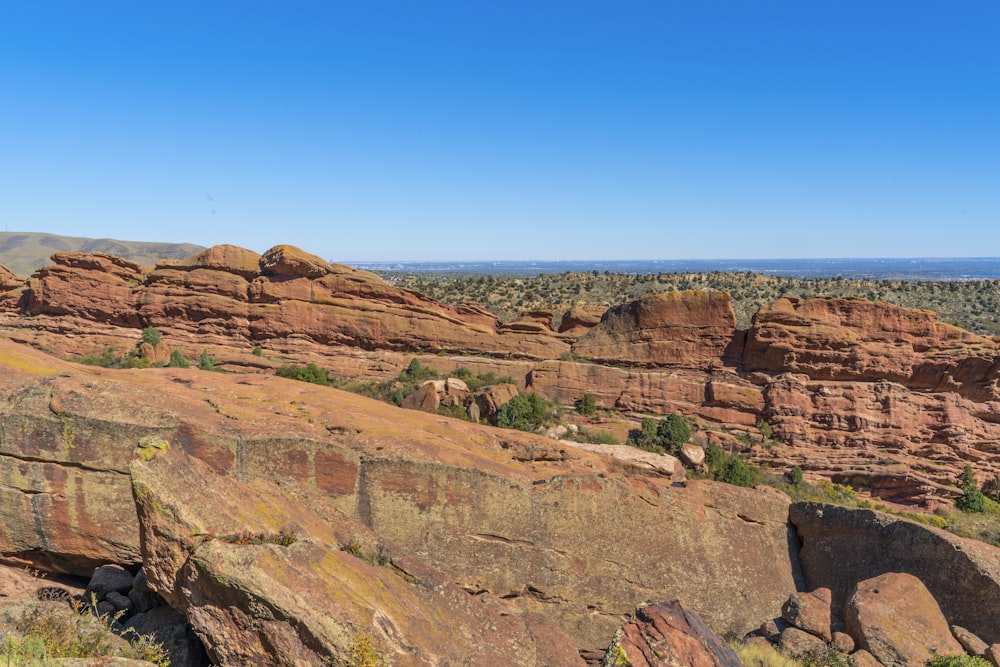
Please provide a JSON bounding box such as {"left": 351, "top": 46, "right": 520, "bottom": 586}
{"left": 572, "top": 290, "right": 741, "bottom": 369}
{"left": 559, "top": 305, "right": 607, "bottom": 335}
{"left": 781, "top": 588, "right": 832, "bottom": 642}
{"left": 400, "top": 378, "right": 470, "bottom": 413}
{"left": 0, "top": 269, "right": 23, "bottom": 313}
{"left": 790, "top": 502, "right": 1000, "bottom": 644}
{"left": 602, "top": 601, "right": 743, "bottom": 667}
{"left": 0, "top": 339, "right": 799, "bottom": 658}
{"left": 132, "top": 444, "right": 584, "bottom": 666}
{"left": 746, "top": 297, "right": 1000, "bottom": 402}
{"left": 845, "top": 572, "right": 963, "bottom": 667}
{"left": 5, "top": 244, "right": 1000, "bottom": 511}
{"left": 12, "top": 244, "right": 571, "bottom": 360}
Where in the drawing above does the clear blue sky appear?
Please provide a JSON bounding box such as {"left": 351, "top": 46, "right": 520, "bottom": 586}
{"left": 2, "top": 2, "right": 997, "bottom": 261}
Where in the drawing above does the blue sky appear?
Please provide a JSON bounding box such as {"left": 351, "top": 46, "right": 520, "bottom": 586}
{"left": 2, "top": 2, "right": 997, "bottom": 261}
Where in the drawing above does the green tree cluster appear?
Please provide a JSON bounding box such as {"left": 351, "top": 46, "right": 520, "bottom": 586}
{"left": 495, "top": 392, "right": 549, "bottom": 432}
{"left": 626, "top": 413, "right": 691, "bottom": 455}
{"left": 702, "top": 443, "right": 760, "bottom": 488}
{"left": 956, "top": 464, "right": 988, "bottom": 513}
{"left": 575, "top": 393, "right": 597, "bottom": 416}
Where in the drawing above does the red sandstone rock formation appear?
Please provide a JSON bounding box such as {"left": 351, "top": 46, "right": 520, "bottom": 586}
{"left": 558, "top": 305, "right": 607, "bottom": 335}
{"left": 4, "top": 245, "right": 1000, "bottom": 509}
{"left": 791, "top": 501, "right": 1000, "bottom": 645}
{"left": 572, "top": 290, "right": 740, "bottom": 369}
{"left": 845, "top": 572, "right": 964, "bottom": 666}
{"left": 133, "top": 443, "right": 585, "bottom": 666}
{"left": 604, "top": 601, "right": 744, "bottom": 667}
{"left": 746, "top": 297, "right": 1000, "bottom": 401}
{"left": 0, "top": 339, "right": 798, "bottom": 656}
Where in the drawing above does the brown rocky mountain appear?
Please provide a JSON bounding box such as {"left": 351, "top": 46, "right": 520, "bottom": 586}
{"left": 1, "top": 242, "right": 1000, "bottom": 664}
{"left": 0, "top": 231, "right": 204, "bottom": 278}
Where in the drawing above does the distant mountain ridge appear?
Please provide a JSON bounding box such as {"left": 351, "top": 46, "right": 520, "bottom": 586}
{"left": 0, "top": 232, "right": 205, "bottom": 276}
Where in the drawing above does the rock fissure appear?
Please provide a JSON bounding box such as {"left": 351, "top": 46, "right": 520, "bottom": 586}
{"left": 0, "top": 450, "right": 129, "bottom": 476}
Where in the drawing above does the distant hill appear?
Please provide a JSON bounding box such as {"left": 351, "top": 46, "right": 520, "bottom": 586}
{"left": 0, "top": 232, "right": 205, "bottom": 277}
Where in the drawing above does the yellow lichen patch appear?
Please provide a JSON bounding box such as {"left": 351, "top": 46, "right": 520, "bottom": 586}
{"left": 0, "top": 342, "right": 67, "bottom": 376}
{"left": 135, "top": 436, "right": 170, "bottom": 462}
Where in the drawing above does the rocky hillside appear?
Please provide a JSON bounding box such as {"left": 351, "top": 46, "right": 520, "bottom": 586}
{"left": 2, "top": 243, "right": 998, "bottom": 510}
{"left": 2, "top": 244, "right": 1000, "bottom": 664}
{"left": 2, "top": 338, "right": 999, "bottom": 665}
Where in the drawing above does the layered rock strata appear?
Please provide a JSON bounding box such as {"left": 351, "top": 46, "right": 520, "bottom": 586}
{"left": 0, "top": 340, "right": 798, "bottom": 656}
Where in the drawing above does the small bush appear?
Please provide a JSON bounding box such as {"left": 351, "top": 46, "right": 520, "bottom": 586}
{"left": 788, "top": 466, "right": 804, "bottom": 485}
{"left": 927, "top": 655, "right": 992, "bottom": 667}
{"left": 756, "top": 419, "right": 773, "bottom": 440}
{"left": 658, "top": 413, "right": 691, "bottom": 454}
{"left": 730, "top": 639, "right": 803, "bottom": 667}
{"left": 0, "top": 598, "right": 169, "bottom": 666}
{"left": 198, "top": 350, "right": 217, "bottom": 371}
{"left": 496, "top": 392, "right": 549, "bottom": 432}
{"left": 76, "top": 347, "right": 118, "bottom": 367}
{"left": 167, "top": 349, "right": 190, "bottom": 368}
{"left": 704, "top": 443, "right": 726, "bottom": 469}
{"left": 716, "top": 456, "right": 758, "bottom": 487}
{"left": 276, "top": 363, "right": 330, "bottom": 386}
{"left": 349, "top": 632, "right": 387, "bottom": 667}
{"left": 251, "top": 345, "right": 263, "bottom": 357}
{"left": 141, "top": 326, "right": 162, "bottom": 347}
{"left": 576, "top": 393, "right": 597, "bottom": 416}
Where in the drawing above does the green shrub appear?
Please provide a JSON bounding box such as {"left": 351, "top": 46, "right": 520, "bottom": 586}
{"left": 716, "top": 455, "right": 758, "bottom": 487}
{"left": 167, "top": 349, "right": 190, "bottom": 368}
{"left": 198, "top": 350, "right": 217, "bottom": 371}
{"left": 788, "top": 466, "right": 804, "bottom": 485}
{"left": 496, "top": 392, "right": 549, "bottom": 432}
{"left": 658, "top": 413, "right": 691, "bottom": 454}
{"left": 0, "top": 597, "right": 169, "bottom": 666}
{"left": 141, "top": 326, "right": 161, "bottom": 347}
{"left": 576, "top": 393, "right": 597, "bottom": 416}
{"left": 76, "top": 347, "right": 118, "bottom": 367}
{"left": 704, "top": 443, "right": 726, "bottom": 469}
{"left": 957, "top": 485, "right": 988, "bottom": 513}
{"left": 927, "top": 655, "right": 992, "bottom": 667}
{"left": 252, "top": 345, "right": 263, "bottom": 357}
{"left": 958, "top": 464, "right": 977, "bottom": 488}
{"left": 756, "top": 419, "right": 773, "bottom": 440}
{"left": 276, "top": 363, "right": 330, "bottom": 386}
{"left": 403, "top": 358, "right": 438, "bottom": 382}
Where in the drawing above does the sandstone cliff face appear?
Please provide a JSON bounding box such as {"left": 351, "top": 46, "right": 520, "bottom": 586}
{"left": 572, "top": 290, "right": 741, "bottom": 369}
{"left": 790, "top": 502, "right": 1000, "bottom": 645}
{"left": 11, "top": 244, "right": 571, "bottom": 360}
{"left": 746, "top": 297, "right": 1000, "bottom": 401}
{"left": 0, "top": 340, "right": 798, "bottom": 658}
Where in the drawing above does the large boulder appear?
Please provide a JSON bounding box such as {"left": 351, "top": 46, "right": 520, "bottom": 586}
{"left": 572, "top": 290, "right": 740, "bottom": 369}
{"left": 790, "top": 502, "right": 1000, "bottom": 644}
{"left": 845, "top": 572, "right": 964, "bottom": 667}
{"left": 781, "top": 587, "right": 832, "bottom": 642}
